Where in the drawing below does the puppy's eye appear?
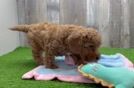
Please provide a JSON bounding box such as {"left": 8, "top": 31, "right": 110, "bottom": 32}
{"left": 90, "top": 45, "right": 95, "bottom": 51}
{"left": 89, "top": 45, "right": 94, "bottom": 48}
{"left": 83, "top": 44, "right": 89, "bottom": 48}
{"left": 84, "top": 44, "right": 94, "bottom": 48}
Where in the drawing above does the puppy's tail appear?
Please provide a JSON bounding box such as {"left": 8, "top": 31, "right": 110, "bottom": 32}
{"left": 10, "top": 25, "right": 30, "bottom": 33}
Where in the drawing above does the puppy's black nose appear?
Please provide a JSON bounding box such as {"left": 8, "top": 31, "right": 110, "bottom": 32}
{"left": 95, "top": 54, "right": 100, "bottom": 61}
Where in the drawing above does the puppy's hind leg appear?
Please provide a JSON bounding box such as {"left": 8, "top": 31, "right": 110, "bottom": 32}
{"left": 44, "top": 52, "right": 58, "bottom": 69}
{"left": 30, "top": 40, "right": 44, "bottom": 65}
{"left": 32, "top": 48, "right": 44, "bottom": 65}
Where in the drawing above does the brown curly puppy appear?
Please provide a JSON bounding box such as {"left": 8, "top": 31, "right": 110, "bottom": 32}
{"left": 11, "top": 23, "right": 101, "bottom": 69}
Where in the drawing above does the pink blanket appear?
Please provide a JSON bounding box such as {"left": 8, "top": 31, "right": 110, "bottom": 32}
{"left": 22, "top": 57, "right": 92, "bottom": 83}
{"left": 22, "top": 53, "right": 133, "bottom": 83}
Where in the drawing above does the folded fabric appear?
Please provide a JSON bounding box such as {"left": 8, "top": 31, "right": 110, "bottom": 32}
{"left": 65, "top": 53, "right": 133, "bottom": 68}
{"left": 22, "top": 57, "right": 93, "bottom": 83}
{"left": 78, "top": 63, "right": 134, "bottom": 88}
{"left": 22, "top": 53, "right": 133, "bottom": 83}
{"left": 97, "top": 53, "right": 133, "bottom": 68}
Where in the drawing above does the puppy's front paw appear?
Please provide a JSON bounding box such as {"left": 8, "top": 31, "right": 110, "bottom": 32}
{"left": 45, "top": 64, "right": 58, "bottom": 69}
{"left": 37, "top": 62, "right": 44, "bottom": 65}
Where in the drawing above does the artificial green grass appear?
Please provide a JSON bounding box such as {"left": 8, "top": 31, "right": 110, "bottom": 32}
{"left": 0, "top": 47, "right": 134, "bottom": 88}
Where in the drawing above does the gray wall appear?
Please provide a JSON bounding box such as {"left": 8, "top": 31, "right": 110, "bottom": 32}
{"left": 17, "top": 0, "right": 133, "bottom": 48}
{"left": 0, "top": 0, "right": 20, "bottom": 56}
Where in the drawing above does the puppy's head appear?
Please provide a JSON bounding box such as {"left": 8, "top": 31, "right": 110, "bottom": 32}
{"left": 81, "top": 29, "right": 101, "bottom": 63}
{"left": 67, "top": 28, "right": 101, "bottom": 63}
{"left": 82, "top": 44, "right": 100, "bottom": 64}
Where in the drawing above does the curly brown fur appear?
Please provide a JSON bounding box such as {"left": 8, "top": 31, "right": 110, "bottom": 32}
{"left": 11, "top": 23, "right": 101, "bottom": 69}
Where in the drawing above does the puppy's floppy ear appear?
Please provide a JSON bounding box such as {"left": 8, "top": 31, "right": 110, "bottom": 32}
{"left": 82, "top": 34, "right": 88, "bottom": 40}
{"left": 81, "top": 34, "right": 96, "bottom": 51}
{"left": 67, "top": 32, "right": 82, "bottom": 46}
{"left": 81, "top": 34, "right": 93, "bottom": 43}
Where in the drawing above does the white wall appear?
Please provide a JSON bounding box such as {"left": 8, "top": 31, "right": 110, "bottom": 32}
{"left": 0, "top": 0, "right": 20, "bottom": 56}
